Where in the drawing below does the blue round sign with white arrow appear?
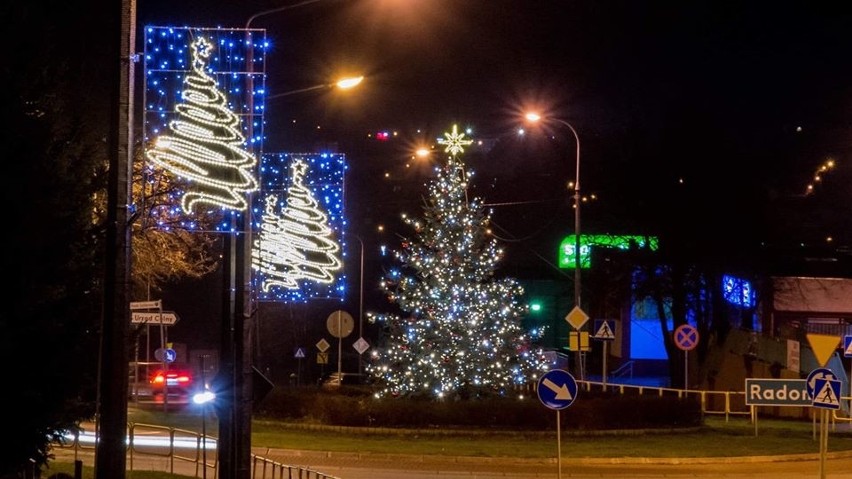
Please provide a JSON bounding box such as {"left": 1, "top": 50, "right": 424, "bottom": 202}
{"left": 537, "top": 369, "right": 578, "bottom": 410}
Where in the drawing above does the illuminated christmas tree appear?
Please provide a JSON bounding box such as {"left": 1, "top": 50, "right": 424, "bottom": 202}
{"left": 251, "top": 159, "right": 342, "bottom": 292}
{"left": 145, "top": 36, "right": 258, "bottom": 213}
{"left": 368, "top": 125, "right": 548, "bottom": 399}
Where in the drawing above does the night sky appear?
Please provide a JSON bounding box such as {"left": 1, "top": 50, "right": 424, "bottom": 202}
{"left": 135, "top": 0, "right": 852, "bottom": 205}
{"left": 131, "top": 1, "right": 852, "bottom": 362}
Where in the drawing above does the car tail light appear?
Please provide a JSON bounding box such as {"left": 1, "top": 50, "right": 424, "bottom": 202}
{"left": 151, "top": 370, "right": 192, "bottom": 386}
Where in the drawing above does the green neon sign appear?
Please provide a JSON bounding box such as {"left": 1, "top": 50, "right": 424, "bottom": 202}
{"left": 558, "top": 234, "right": 659, "bottom": 269}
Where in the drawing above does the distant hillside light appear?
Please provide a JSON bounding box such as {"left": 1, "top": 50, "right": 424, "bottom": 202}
{"left": 530, "top": 302, "right": 542, "bottom": 313}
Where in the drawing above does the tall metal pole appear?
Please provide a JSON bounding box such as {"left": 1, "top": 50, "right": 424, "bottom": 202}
{"left": 555, "top": 119, "right": 582, "bottom": 380}
{"left": 96, "top": 0, "right": 135, "bottom": 477}
{"left": 217, "top": 4, "right": 331, "bottom": 479}
{"left": 355, "top": 235, "right": 365, "bottom": 375}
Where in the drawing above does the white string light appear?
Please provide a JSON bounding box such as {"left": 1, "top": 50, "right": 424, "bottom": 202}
{"left": 252, "top": 159, "right": 342, "bottom": 291}
{"left": 145, "top": 36, "right": 259, "bottom": 213}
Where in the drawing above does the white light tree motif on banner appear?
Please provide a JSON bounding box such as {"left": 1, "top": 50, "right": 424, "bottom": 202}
{"left": 145, "top": 36, "right": 258, "bottom": 213}
{"left": 252, "top": 159, "right": 342, "bottom": 292}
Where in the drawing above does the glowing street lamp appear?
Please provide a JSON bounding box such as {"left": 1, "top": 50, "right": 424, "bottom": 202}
{"left": 525, "top": 112, "right": 584, "bottom": 378}
{"left": 267, "top": 75, "right": 365, "bottom": 100}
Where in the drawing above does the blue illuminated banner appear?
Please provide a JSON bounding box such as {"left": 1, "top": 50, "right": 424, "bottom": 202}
{"left": 143, "top": 26, "right": 267, "bottom": 231}
{"left": 252, "top": 153, "right": 347, "bottom": 302}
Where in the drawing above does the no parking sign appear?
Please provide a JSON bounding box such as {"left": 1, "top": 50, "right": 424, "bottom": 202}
{"left": 674, "top": 324, "right": 699, "bottom": 351}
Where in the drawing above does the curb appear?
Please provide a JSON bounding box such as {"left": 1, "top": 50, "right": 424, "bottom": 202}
{"left": 253, "top": 446, "right": 852, "bottom": 466}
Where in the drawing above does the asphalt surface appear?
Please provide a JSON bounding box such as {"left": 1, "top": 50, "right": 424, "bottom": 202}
{"left": 53, "top": 439, "right": 852, "bottom": 479}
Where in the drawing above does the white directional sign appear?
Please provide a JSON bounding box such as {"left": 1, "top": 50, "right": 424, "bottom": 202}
{"left": 130, "top": 311, "right": 178, "bottom": 325}
{"left": 130, "top": 300, "right": 161, "bottom": 310}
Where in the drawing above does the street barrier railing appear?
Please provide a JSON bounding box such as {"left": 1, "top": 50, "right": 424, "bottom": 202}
{"left": 54, "top": 422, "right": 339, "bottom": 479}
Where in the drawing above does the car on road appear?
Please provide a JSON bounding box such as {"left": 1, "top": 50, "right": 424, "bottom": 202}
{"left": 149, "top": 364, "right": 194, "bottom": 397}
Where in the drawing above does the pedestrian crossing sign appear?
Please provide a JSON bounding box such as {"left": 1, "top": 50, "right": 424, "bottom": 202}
{"left": 593, "top": 320, "right": 616, "bottom": 340}
{"left": 844, "top": 335, "right": 852, "bottom": 358}
{"left": 812, "top": 378, "right": 841, "bottom": 409}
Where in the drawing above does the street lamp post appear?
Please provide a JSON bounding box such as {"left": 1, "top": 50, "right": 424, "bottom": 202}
{"left": 525, "top": 113, "right": 583, "bottom": 379}
{"left": 216, "top": 4, "right": 335, "bottom": 479}
{"left": 353, "top": 235, "right": 365, "bottom": 375}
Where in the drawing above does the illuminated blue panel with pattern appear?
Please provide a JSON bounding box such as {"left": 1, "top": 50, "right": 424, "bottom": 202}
{"left": 143, "top": 26, "right": 268, "bottom": 231}
{"left": 722, "top": 274, "right": 755, "bottom": 308}
{"left": 252, "top": 153, "right": 348, "bottom": 302}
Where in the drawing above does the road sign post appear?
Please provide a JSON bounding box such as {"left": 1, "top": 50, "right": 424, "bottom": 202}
{"left": 593, "top": 320, "right": 615, "bottom": 387}
{"left": 674, "top": 324, "right": 699, "bottom": 389}
{"left": 537, "top": 369, "right": 577, "bottom": 479}
{"left": 807, "top": 367, "right": 841, "bottom": 479}
{"left": 327, "top": 311, "right": 354, "bottom": 382}
{"left": 844, "top": 335, "right": 852, "bottom": 402}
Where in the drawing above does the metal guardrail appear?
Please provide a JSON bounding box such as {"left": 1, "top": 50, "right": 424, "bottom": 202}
{"left": 577, "top": 380, "right": 852, "bottom": 424}
{"left": 577, "top": 380, "right": 751, "bottom": 421}
{"left": 55, "top": 422, "right": 340, "bottom": 479}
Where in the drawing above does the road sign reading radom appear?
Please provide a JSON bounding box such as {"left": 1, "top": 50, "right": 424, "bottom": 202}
{"left": 744, "top": 378, "right": 810, "bottom": 406}
{"left": 537, "top": 369, "right": 578, "bottom": 410}
{"left": 674, "top": 324, "right": 699, "bottom": 351}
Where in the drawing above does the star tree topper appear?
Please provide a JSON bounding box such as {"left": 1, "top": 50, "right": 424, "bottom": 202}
{"left": 438, "top": 124, "right": 473, "bottom": 157}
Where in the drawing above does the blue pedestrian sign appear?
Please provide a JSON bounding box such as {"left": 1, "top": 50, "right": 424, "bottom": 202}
{"left": 537, "top": 369, "right": 578, "bottom": 410}
{"left": 806, "top": 367, "right": 839, "bottom": 399}
{"left": 812, "top": 378, "right": 842, "bottom": 409}
{"left": 844, "top": 335, "right": 852, "bottom": 358}
{"left": 294, "top": 347, "right": 306, "bottom": 359}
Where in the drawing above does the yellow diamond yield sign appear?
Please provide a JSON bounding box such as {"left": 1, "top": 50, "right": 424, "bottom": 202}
{"left": 806, "top": 333, "right": 841, "bottom": 367}
{"left": 565, "top": 306, "right": 589, "bottom": 330}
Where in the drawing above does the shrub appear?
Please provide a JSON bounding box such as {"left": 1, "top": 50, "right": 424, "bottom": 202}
{"left": 255, "top": 386, "right": 702, "bottom": 431}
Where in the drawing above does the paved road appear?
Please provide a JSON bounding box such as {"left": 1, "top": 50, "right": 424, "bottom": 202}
{"left": 55, "top": 444, "right": 852, "bottom": 478}
{"left": 257, "top": 448, "right": 852, "bottom": 479}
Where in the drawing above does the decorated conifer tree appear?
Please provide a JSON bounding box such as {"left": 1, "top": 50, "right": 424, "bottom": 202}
{"left": 368, "top": 125, "right": 548, "bottom": 399}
